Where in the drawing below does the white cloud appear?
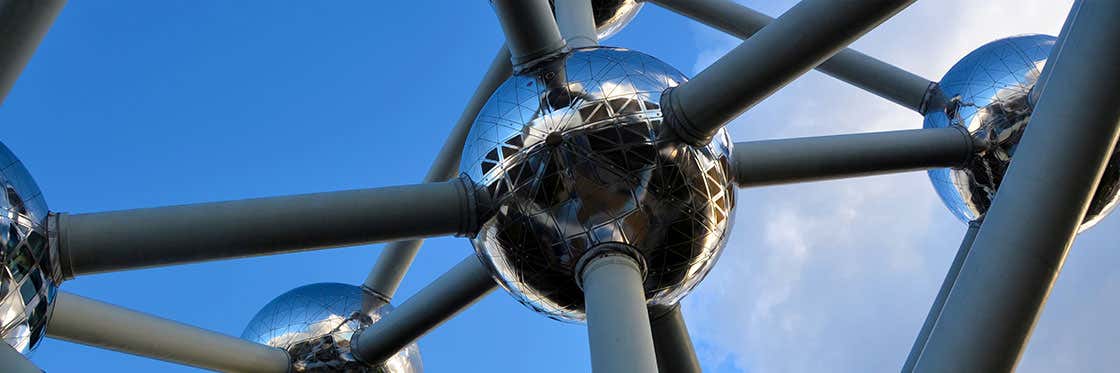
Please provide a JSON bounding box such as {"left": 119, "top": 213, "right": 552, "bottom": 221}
{"left": 680, "top": 1, "right": 1092, "bottom": 372}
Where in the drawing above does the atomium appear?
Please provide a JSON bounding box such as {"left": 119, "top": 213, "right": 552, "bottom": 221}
{"left": 460, "top": 47, "right": 735, "bottom": 322}
{"left": 4, "top": 1, "right": 1119, "bottom": 372}
{"left": 924, "top": 34, "right": 1120, "bottom": 230}
{"left": 242, "top": 283, "right": 423, "bottom": 372}
{"left": 0, "top": 142, "right": 54, "bottom": 354}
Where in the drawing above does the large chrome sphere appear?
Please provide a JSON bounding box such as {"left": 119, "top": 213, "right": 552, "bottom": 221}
{"left": 549, "top": 0, "right": 642, "bottom": 41}
{"left": 0, "top": 142, "right": 54, "bottom": 354}
{"left": 460, "top": 47, "right": 735, "bottom": 322}
{"left": 925, "top": 34, "right": 1120, "bottom": 230}
{"left": 242, "top": 283, "right": 422, "bottom": 372}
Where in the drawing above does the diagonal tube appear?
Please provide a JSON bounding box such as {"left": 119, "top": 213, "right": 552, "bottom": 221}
{"left": 352, "top": 255, "right": 496, "bottom": 365}
{"left": 902, "top": 220, "right": 981, "bottom": 372}
{"left": 650, "top": 304, "right": 701, "bottom": 373}
{"left": 46, "top": 291, "right": 290, "bottom": 373}
{"left": 646, "top": 0, "right": 941, "bottom": 114}
{"left": 0, "top": 0, "right": 66, "bottom": 106}
{"left": 0, "top": 343, "right": 41, "bottom": 373}
{"left": 491, "top": 0, "right": 568, "bottom": 70}
{"left": 731, "top": 127, "right": 977, "bottom": 187}
{"left": 361, "top": 46, "right": 511, "bottom": 301}
{"left": 55, "top": 179, "right": 481, "bottom": 279}
{"left": 661, "top": 0, "right": 917, "bottom": 145}
{"left": 910, "top": 2, "right": 1120, "bottom": 371}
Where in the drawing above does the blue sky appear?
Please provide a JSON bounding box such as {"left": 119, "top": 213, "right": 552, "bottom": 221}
{"left": 4, "top": 1, "right": 1116, "bottom": 372}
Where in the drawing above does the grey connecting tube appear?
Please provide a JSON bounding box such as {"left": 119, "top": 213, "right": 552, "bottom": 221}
{"left": 362, "top": 46, "right": 512, "bottom": 302}
{"left": 46, "top": 291, "right": 291, "bottom": 373}
{"left": 661, "top": 0, "right": 917, "bottom": 145}
{"left": 54, "top": 178, "right": 482, "bottom": 279}
{"left": 650, "top": 304, "right": 701, "bottom": 373}
{"left": 353, "top": 255, "right": 496, "bottom": 365}
{"left": 0, "top": 0, "right": 66, "bottom": 106}
{"left": 732, "top": 127, "right": 977, "bottom": 187}
{"left": 491, "top": 0, "right": 568, "bottom": 70}
{"left": 646, "top": 0, "right": 940, "bottom": 114}
{"left": 0, "top": 343, "right": 41, "bottom": 373}
{"left": 580, "top": 250, "right": 659, "bottom": 372}
{"left": 902, "top": 220, "right": 981, "bottom": 372}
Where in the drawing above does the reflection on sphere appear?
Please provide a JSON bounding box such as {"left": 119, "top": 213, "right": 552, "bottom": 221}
{"left": 461, "top": 47, "right": 735, "bottom": 322}
{"left": 242, "top": 283, "right": 422, "bottom": 372}
{"left": 924, "top": 34, "right": 1120, "bottom": 230}
{"left": 0, "top": 142, "right": 54, "bottom": 354}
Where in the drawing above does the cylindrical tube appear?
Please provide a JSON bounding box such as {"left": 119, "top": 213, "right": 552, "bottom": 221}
{"left": 0, "top": 343, "right": 41, "bottom": 373}
{"left": 822, "top": 49, "right": 942, "bottom": 114}
{"left": 362, "top": 46, "right": 512, "bottom": 301}
{"left": 650, "top": 304, "right": 701, "bottom": 373}
{"left": 662, "top": 0, "right": 916, "bottom": 145}
{"left": 912, "top": 2, "right": 1120, "bottom": 371}
{"left": 581, "top": 251, "right": 658, "bottom": 372}
{"left": 46, "top": 292, "right": 290, "bottom": 373}
{"left": 363, "top": 239, "right": 423, "bottom": 301}
{"left": 647, "top": 0, "right": 938, "bottom": 113}
{"left": 732, "top": 127, "right": 975, "bottom": 187}
{"left": 0, "top": 0, "right": 66, "bottom": 106}
{"left": 554, "top": 0, "right": 598, "bottom": 49}
{"left": 57, "top": 179, "right": 478, "bottom": 278}
{"left": 903, "top": 220, "right": 981, "bottom": 372}
{"left": 491, "top": 0, "right": 568, "bottom": 69}
{"left": 353, "top": 255, "right": 496, "bottom": 364}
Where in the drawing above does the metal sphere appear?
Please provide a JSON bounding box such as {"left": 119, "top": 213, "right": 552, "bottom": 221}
{"left": 924, "top": 34, "right": 1120, "bottom": 230}
{"left": 0, "top": 142, "right": 54, "bottom": 354}
{"left": 242, "top": 283, "right": 423, "bottom": 372}
{"left": 460, "top": 47, "right": 735, "bottom": 322}
{"left": 549, "top": 0, "right": 642, "bottom": 41}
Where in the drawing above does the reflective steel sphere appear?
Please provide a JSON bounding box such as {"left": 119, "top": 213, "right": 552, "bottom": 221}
{"left": 0, "top": 142, "right": 54, "bottom": 354}
{"left": 460, "top": 47, "right": 735, "bottom": 322}
{"left": 925, "top": 34, "right": 1120, "bottom": 230}
{"left": 550, "top": 0, "right": 643, "bottom": 40}
{"left": 242, "top": 283, "right": 422, "bottom": 372}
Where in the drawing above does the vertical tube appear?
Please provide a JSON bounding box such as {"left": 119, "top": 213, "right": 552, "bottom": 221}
{"left": 912, "top": 2, "right": 1120, "bottom": 371}
{"left": 581, "top": 252, "right": 659, "bottom": 372}
{"left": 0, "top": 0, "right": 65, "bottom": 106}
{"left": 0, "top": 343, "right": 40, "bottom": 373}
{"left": 46, "top": 292, "right": 290, "bottom": 373}
{"left": 650, "top": 304, "right": 701, "bottom": 373}
{"left": 353, "top": 256, "right": 496, "bottom": 364}
{"left": 554, "top": 0, "right": 598, "bottom": 49}
{"left": 663, "top": 0, "right": 916, "bottom": 145}
{"left": 362, "top": 46, "right": 512, "bottom": 301}
{"left": 902, "top": 220, "right": 980, "bottom": 372}
{"left": 491, "top": 0, "right": 568, "bottom": 69}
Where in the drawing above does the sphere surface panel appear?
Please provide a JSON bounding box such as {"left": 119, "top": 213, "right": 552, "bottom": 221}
{"left": 0, "top": 142, "right": 54, "bottom": 354}
{"left": 242, "top": 283, "right": 422, "bottom": 372}
{"left": 924, "top": 34, "right": 1120, "bottom": 230}
{"left": 461, "top": 47, "right": 735, "bottom": 322}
